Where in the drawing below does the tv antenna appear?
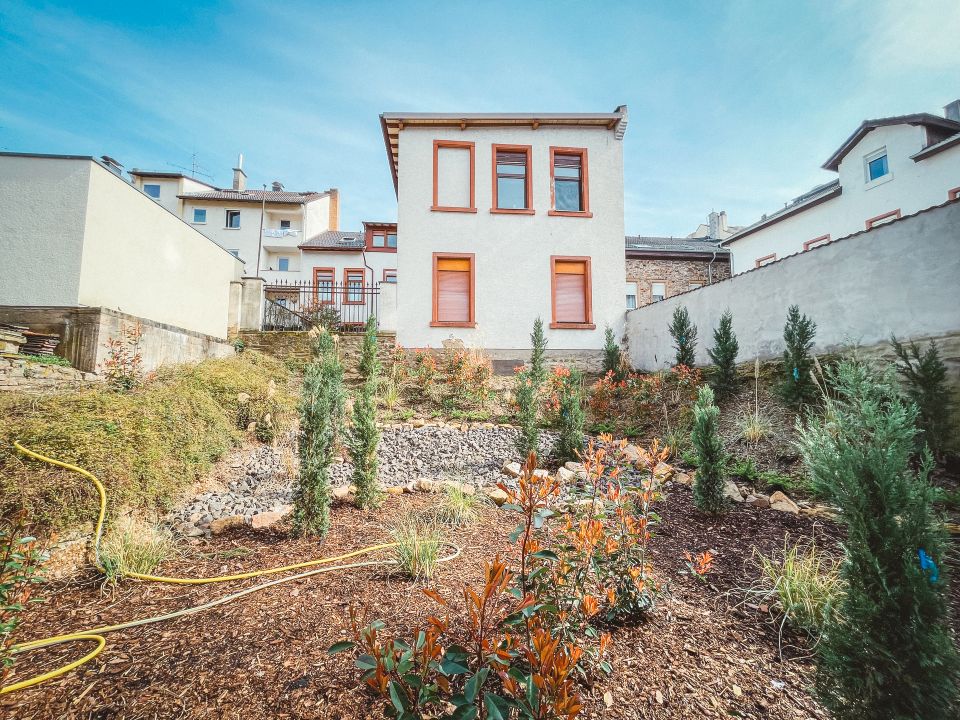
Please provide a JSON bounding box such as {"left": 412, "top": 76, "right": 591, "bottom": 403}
{"left": 167, "top": 151, "right": 213, "bottom": 181}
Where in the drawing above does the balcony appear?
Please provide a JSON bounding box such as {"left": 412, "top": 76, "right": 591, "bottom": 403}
{"left": 262, "top": 228, "right": 300, "bottom": 238}
{"left": 261, "top": 227, "right": 301, "bottom": 251}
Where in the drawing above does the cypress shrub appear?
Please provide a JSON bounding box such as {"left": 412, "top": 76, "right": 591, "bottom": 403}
{"left": 798, "top": 358, "right": 959, "bottom": 718}
{"left": 691, "top": 385, "right": 727, "bottom": 513}
{"left": 530, "top": 316, "right": 548, "bottom": 385}
{"left": 707, "top": 310, "right": 739, "bottom": 398}
{"left": 350, "top": 316, "right": 382, "bottom": 509}
{"left": 891, "top": 336, "right": 953, "bottom": 460}
{"left": 293, "top": 331, "right": 345, "bottom": 536}
{"left": 513, "top": 369, "right": 540, "bottom": 458}
{"left": 779, "top": 305, "right": 817, "bottom": 407}
{"left": 555, "top": 368, "right": 586, "bottom": 462}
{"left": 668, "top": 306, "right": 698, "bottom": 368}
{"left": 602, "top": 326, "right": 625, "bottom": 380}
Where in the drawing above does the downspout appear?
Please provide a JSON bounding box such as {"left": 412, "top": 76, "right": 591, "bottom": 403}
{"left": 362, "top": 248, "right": 377, "bottom": 324}
{"left": 255, "top": 184, "right": 266, "bottom": 276}
{"left": 707, "top": 246, "right": 718, "bottom": 285}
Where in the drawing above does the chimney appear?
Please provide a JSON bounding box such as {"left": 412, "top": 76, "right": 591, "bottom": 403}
{"left": 271, "top": 181, "right": 284, "bottom": 192}
{"left": 232, "top": 153, "right": 246, "bottom": 191}
{"left": 944, "top": 100, "right": 960, "bottom": 123}
{"left": 708, "top": 211, "right": 720, "bottom": 238}
{"left": 718, "top": 210, "right": 728, "bottom": 234}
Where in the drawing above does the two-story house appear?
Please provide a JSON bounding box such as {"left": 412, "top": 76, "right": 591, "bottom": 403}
{"left": 380, "top": 108, "right": 628, "bottom": 364}
{"left": 721, "top": 101, "right": 960, "bottom": 273}
{"left": 131, "top": 156, "right": 339, "bottom": 279}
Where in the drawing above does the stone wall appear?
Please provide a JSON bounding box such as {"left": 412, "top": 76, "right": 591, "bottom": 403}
{"left": 237, "top": 330, "right": 398, "bottom": 378}
{"left": 626, "top": 256, "right": 731, "bottom": 308}
{"left": 0, "top": 356, "right": 99, "bottom": 393}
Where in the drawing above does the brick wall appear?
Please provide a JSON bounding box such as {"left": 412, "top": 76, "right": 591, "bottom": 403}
{"left": 626, "top": 257, "right": 731, "bottom": 307}
{"left": 238, "top": 330, "right": 396, "bottom": 378}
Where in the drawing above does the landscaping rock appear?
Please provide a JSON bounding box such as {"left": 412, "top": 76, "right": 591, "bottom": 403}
{"left": 653, "top": 461, "right": 672, "bottom": 480}
{"left": 385, "top": 485, "right": 405, "bottom": 496}
{"left": 723, "top": 480, "right": 745, "bottom": 502}
{"left": 332, "top": 485, "right": 353, "bottom": 501}
{"left": 557, "top": 466, "right": 576, "bottom": 483}
{"left": 485, "top": 488, "right": 510, "bottom": 506}
{"left": 673, "top": 472, "right": 693, "bottom": 487}
{"left": 622, "top": 444, "right": 641, "bottom": 463}
{"left": 210, "top": 514, "right": 246, "bottom": 535}
{"left": 746, "top": 494, "right": 771, "bottom": 509}
{"left": 251, "top": 511, "right": 284, "bottom": 530}
{"left": 411, "top": 418, "right": 426, "bottom": 428}
{"left": 501, "top": 461, "right": 522, "bottom": 478}
{"left": 416, "top": 478, "right": 441, "bottom": 493}
{"left": 769, "top": 491, "right": 800, "bottom": 514}
{"left": 532, "top": 468, "right": 549, "bottom": 479}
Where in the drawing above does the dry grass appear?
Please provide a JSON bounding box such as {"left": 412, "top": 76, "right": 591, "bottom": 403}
{"left": 431, "top": 484, "right": 480, "bottom": 528}
{"left": 389, "top": 515, "right": 443, "bottom": 581}
{"left": 738, "top": 409, "right": 774, "bottom": 444}
{"left": 100, "top": 515, "right": 177, "bottom": 584}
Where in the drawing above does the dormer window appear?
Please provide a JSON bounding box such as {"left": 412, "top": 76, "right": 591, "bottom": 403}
{"left": 144, "top": 184, "right": 161, "bottom": 199}
{"left": 865, "top": 148, "right": 889, "bottom": 183}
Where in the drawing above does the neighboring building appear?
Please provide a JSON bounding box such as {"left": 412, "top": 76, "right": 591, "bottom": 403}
{"left": 0, "top": 152, "right": 242, "bottom": 340}
{"left": 131, "top": 156, "right": 339, "bottom": 278}
{"left": 380, "top": 107, "right": 628, "bottom": 361}
{"left": 722, "top": 101, "right": 960, "bottom": 273}
{"left": 625, "top": 235, "right": 730, "bottom": 309}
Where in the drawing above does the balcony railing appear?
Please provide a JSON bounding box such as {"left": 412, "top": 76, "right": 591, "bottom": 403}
{"left": 262, "top": 228, "right": 300, "bottom": 238}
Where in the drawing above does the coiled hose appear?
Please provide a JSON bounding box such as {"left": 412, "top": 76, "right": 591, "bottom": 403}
{"left": 2, "top": 442, "right": 460, "bottom": 696}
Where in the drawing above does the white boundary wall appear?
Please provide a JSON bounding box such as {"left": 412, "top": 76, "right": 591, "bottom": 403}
{"left": 626, "top": 200, "right": 960, "bottom": 370}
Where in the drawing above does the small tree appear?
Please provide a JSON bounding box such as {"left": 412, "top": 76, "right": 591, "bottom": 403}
{"left": 513, "top": 369, "right": 540, "bottom": 458}
{"left": 779, "top": 305, "right": 817, "bottom": 407}
{"left": 530, "top": 316, "right": 548, "bottom": 385}
{"left": 691, "top": 385, "right": 727, "bottom": 513}
{"left": 891, "top": 336, "right": 953, "bottom": 460}
{"left": 798, "top": 358, "right": 959, "bottom": 718}
{"left": 555, "top": 368, "right": 586, "bottom": 462}
{"left": 292, "top": 330, "right": 345, "bottom": 536}
{"left": 602, "top": 326, "right": 624, "bottom": 380}
{"left": 350, "top": 316, "right": 382, "bottom": 509}
{"left": 707, "top": 310, "right": 739, "bottom": 398}
{"left": 668, "top": 306, "right": 698, "bottom": 368}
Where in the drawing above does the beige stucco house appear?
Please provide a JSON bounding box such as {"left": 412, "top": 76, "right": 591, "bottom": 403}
{"left": 380, "top": 108, "right": 628, "bottom": 363}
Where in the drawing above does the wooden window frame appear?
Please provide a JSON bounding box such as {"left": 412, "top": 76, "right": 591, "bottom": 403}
{"left": 490, "top": 144, "right": 534, "bottom": 214}
{"left": 803, "top": 234, "right": 832, "bottom": 251}
{"left": 864, "top": 208, "right": 901, "bottom": 230}
{"left": 947, "top": 187, "right": 960, "bottom": 201}
{"left": 431, "top": 252, "right": 476, "bottom": 328}
{"left": 312, "top": 267, "right": 336, "bottom": 305}
{"left": 549, "top": 256, "right": 594, "bottom": 329}
{"left": 382, "top": 268, "right": 397, "bottom": 283}
{"left": 365, "top": 225, "right": 398, "bottom": 253}
{"left": 548, "top": 147, "right": 592, "bottom": 218}
{"left": 343, "top": 267, "right": 366, "bottom": 305}
{"left": 432, "top": 140, "right": 476, "bottom": 213}
{"left": 754, "top": 253, "right": 777, "bottom": 268}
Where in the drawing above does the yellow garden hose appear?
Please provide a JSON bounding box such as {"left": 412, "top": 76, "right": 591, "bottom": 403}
{"left": 2, "top": 442, "right": 461, "bottom": 696}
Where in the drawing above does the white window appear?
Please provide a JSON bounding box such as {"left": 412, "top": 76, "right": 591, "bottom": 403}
{"left": 226, "top": 210, "right": 241, "bottom": 229}
{"left": 277, "top": 257, "right": 289, "bottom": 272}
{"left": 688, "top": 282, "right": 702, "bottom": 290}
{"left": 651, "top": 282, "right": 666, "bottom": 302}
{"left": 228, "top": 249, "right": 240, "bottom": 257}
{"left": 626, "top": 282, "right": 637, "bottom": 310}
{"left": 144, "top": 184, "right": 161, "bottom": 199}
{"left": 192, "top": 208, "right": 206, "bottom": 224}
{"left": 864, "top": 148, "right": 890, "bottom": 183}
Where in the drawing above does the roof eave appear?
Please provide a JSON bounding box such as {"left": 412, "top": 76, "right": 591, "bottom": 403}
{"left": 721, "top": 186, "right": 843, "bottom": 246}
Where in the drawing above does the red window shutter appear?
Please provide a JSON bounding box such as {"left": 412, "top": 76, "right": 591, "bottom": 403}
{"left": 437, "top": 269, "right": 470, "bottom": 322}
{"left": 554, "top": 271, "right": 586, "bottom": 323}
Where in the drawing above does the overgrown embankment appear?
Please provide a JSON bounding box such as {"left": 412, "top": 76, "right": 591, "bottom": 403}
{"left": 0, "top": 352, "right": 295, "bottom": 534}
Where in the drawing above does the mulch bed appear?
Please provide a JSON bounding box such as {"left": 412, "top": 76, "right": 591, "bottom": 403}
{"left": 0, "top": 481, "right": 936, "bottom": 720}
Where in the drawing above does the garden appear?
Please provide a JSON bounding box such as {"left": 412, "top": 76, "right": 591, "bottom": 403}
{"left": 1, "top": 308, "right": 958, "bottom": 719}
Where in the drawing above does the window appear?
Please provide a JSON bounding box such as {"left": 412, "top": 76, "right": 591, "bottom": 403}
{"left": 755, "top": 253, "right": 777, "bottom": 268}
{"left": 226, "top": 210, "right": 241, "bottom": 229}
{"left": 803, "top": 234, "right": 832, "bottom": 251}
{"left": 277, "top": 257, "right": 290, "bottom": 272}
{"left": 651, "top": 282, "right": 666, "bottom": 302}
{"left": 865, "top": 149, "right": 889, "bottom": 182}
{"left": 626, "top": 282, "right": 637, "bottom": 310}
{"left": 280, "top": 219, "right": 291, "bottom": 229}
{"left": 144, "top": 184, "right": 161, "bottom": 199}
{"left": 432, "top": 253, "right": 475, "bottom": 327}
{"left": 228, "top": 249, "right": 240, "bottom": 258}
{"left": 688, "top": 282, "right": 703, "bottom": 291}
{"left": 387, "top": 232, "right": 397, "bottom": 248}
{"left": 192, "top": 208, "right": 207, "bottom": 224}
{"left": 549, "top": 148, "right": 590, "bottom": 216}
{"left": 383, "top": 269, "right": 397, "bottom": 283}
{"left": 865, "top": 209, "right": 901, "bottom": 229}
{"left": 344, "top": 269, "right": 365, "bottom": 303}
{"left": 372, "top": 231, "right": 385, "bottom": 248}
{"left": 432, "top": 140, "right": 476, "bottom": 212}
{"left": 313, "top": 268, "right": 335, "bottom": 304}
{"left": 550, "top": 257, "right": 593, "bottom": 329}
{"left": 491, "top": 145, "right": 532, "bottom": 212}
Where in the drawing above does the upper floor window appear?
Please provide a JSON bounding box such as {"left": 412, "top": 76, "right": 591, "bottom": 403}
{"left": 280, "top": 219, "right": 291, "bottom": 229}
{"left": 651, "top": 282, "right": 666, "bottom": 303}
{"left": 226, "top": 210, "right": 241, "bottom": 229}
{"left": 626, "top": 282, "right": 637, "bottom": 310}
{"left": 144, "top": 184, "right": 161, "bottom": 199}
{"left": 228, "top": 249, "right": 240, "bottom": 258}
{"left": 372, "top": 231, "right": 385, "bottom": 247}
{"left": 865, "top": 148, "right": 889, "bottom": 183}
{"left": 192, "top": 208, "right": 207, "bottom": 224}
{"left": 277, "top": 257, "right": 290, "bottom": 272}
{"left": 383, "top": 269, "right": 397, "bottom": 283}
{"left": 550, "top": 148, "right": 590, "bottom": 217}
{"left": 387, "top": 232, "right": 397, "bottom": 248}
{"left": 688, "top": 282, "right": 703, "bottom": 291}
{"left": 432, "top": 140, "right": 476, "bottom": 212}
{"left": 492, "top": 145, "right": 532, "bottom": 212}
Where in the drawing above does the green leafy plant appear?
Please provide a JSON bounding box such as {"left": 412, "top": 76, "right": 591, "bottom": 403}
{"left": 729, "top": 456, "right": 760, "bottom": 483}
{"left": 20, "top": 354, "right": 71, "bottom": 367}
{"left": 891, "top": 336, "right": 953, "bottom": 459}
{"left": 668, "top": 306, "right": 698, "bottom": 368}
{"left": 350, "top": 316, "right": 382, "bottom": 510}
{"left": 798, "top": 357, "right": 959, "bottom": 718}
{"left": 553, "top": 367, "right": 585, "bottom": 463}
{"left": 530, "top": 316, "right": 548, "bottom": 385}
{"left": 1, "top": 513, "right": 46, "bottom": 687}
{"left": 389, "top": 516, "right": 442, "bottom": 581}
{"left": 707, "top": 310, "right": 739, "bottom": 397}
{"left": 779, "top": 305, "right": 817, "bottom": 407}
{"left": 432, "top": 484, "right": 480, "bottom": 528}
{"left": 232, "top": 337, "right": 246, "bottom": 354}
{"left": 691, "top": 385, "right": 727, "bottom": 513}
{"left": 99, "top": 515, "right": 176, "bottom": 585}
{"left": 101, "top": 321, "right": 144, "bottom": 392}
{"left": 513, "top": 367, "right": 540, "bottom": 458}
{"left": 292, "top": 330, "right": 345, "bottom": 536}
{"left": 601, "top": 326, "right": 624, "bottom": 381}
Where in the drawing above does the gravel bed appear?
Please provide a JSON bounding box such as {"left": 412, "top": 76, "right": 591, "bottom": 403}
{"left": 169, "top": 425, "right": 557, "bottom": 535}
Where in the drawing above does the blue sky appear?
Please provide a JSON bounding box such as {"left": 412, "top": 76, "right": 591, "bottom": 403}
{"left": 1, "top": 1, "right": 957, "bottom": 235}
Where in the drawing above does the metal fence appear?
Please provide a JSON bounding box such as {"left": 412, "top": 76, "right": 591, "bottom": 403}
{"left": 262, "top": 280, "right": 380, "bottom": 332}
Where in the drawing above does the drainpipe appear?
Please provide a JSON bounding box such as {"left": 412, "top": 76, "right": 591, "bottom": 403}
{"left": 707, "top": 246, "right": 718, "bottom": 285}
{"left": 362, "top": 248, "right": 377, "bottom": 324}
{"left": 256, "top": 184, "right": 266, "bottom": 276}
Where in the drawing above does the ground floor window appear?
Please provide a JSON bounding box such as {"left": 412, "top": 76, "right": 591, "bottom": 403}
{"left": 550, "top": 256, "right": 593, "bottom": 328}
{"left": 432, "top": 253, "right": 475, "bottom": 327}
{"left": 313, "top": 268, "right": 335, "bottom": 304}
{"left": 383, "top": 269, "right": 397, "bottom": 283}
{"left": 344, "top": 268, "right": 365, "bottom": 303}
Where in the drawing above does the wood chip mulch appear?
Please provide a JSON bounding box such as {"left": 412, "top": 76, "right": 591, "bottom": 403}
{"left": 0, "top": 484, "right": 916, "bottom": 720}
